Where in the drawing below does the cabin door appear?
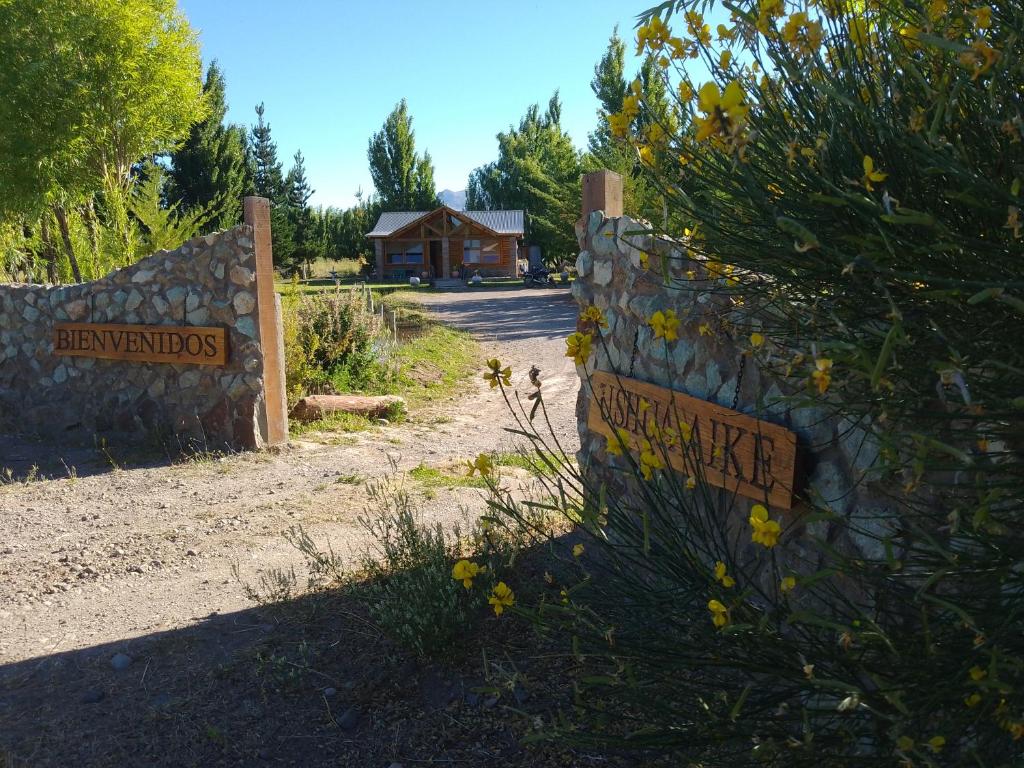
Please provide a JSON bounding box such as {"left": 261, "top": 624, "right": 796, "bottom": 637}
{"left": 429, "top": 241, "right": 443, "bottom": 278}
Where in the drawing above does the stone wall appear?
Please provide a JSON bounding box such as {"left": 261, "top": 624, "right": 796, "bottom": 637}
{"left": 570, "top": 208, "right": 893, "bottom": 568}
{"left": 0, "top": 225, "right": 274, "bottom": 450}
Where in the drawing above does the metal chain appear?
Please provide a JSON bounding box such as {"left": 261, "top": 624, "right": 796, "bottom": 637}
{"left": 731, "top": 353, "right": 747, "bottom": 411}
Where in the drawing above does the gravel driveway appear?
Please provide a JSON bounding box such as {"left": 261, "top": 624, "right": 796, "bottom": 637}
{"left": 0, "top": 286, "right": 580, "bottom": 666}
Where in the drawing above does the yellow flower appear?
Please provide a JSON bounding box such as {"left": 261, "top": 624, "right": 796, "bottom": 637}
{"left": 639, "top": 439, "right": 666, "bottom": 481}
{"left": 781, "top": 576, "right": 797, "bottom": 593}
{"left": 959, "top": 39, "right": 999, "bottom": 79}
{"left": 572, "top": 543, "right": 585, "bottom": 557}
{"left": 927, "top": 736, "right": 945, "bottom": 753}
{"left": 714, "top": 561, "right": 735, "bottom": 588}
{"left": 605, "top": 427, "right": 631, "bottom": 457}
{"left": 719, "top": 50, "right": 732, "bottom": 69}
{"left": 451, "top": 559, "right": 485, "bottom": 589}
{"left": 861, "top": 155, "right": 887, "bottom": 192}
{"left": 483, "top": 358, "right": 512, "bottom": 388}
{"left": 649, "top": 309, "right": 680, "bottom": 342}
{"left": 466, "top": 453, "right": 494, "bottom": 477}
{"left": 635, "top": 15, "right": 671, "bottom": 55}
{"left": 812, "top": 358, "right": 833, "bottom": 394}
{"left": 971, "top": 5, "right": 992, "bottom": 29}
{"left": 749, "top": 503, "right": 781, "bottom": 548}
{"left": 969, "top": 665, "right": 987, "bottom": 681}
{"left": 638, "top": 144, "right": 655, "bottom": 167}
{"left": 488, "top": 581, "right": 515, "bottom": 616}
{"left": 694, "top": 81, "right": 748, "bottom": 142}
{"left": 565, "top": 332, "right": 593, "bottom": 365}
{"left": 965, "top": 693, "right": 982, "bottom": 708}
{"left": 607, "top": 110, "right": 632, "bottom": 139}
{"left": 781, "top": 11, "right": 823, "bottom": 55}
{"left": 896, "top": 736, "right": 914, "bottom": 752}
{"left": 707, "top": 598, "right": 729, "bottom": 628}
{"left": 678, "top": 80, "right": 694, "bottom": 103}
{"left": 580, "top": 305, "right": 607, "bottom": 329}
{"left": 699, "top": 322, "right": 712, "bottom": 336}
{"left": 685, "top": 476, "right": 696, "bottom": 490}
{"left": 750, "top": 332, "right": 765, "bottom": 348}
{"left": 716, "top": 23, "right": 735, "bottom": 42}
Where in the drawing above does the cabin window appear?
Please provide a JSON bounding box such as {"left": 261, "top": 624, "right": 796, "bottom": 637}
{"left": 463, "top": 239, "right": 481, "bottom": 263}
{"left": 482, "top": 241, "right": 500, "bottom": 264}
{"left": 387, "top": 243, "right": 424, "bottom": 265}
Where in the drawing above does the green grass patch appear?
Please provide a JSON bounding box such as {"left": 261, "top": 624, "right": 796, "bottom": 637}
{"left": 277, "top": 281, "right": 434, "bottom": 298}
{"left": 289, "top": 411, "right": 377, "bottom": 437}
{"left": 408, "top": 462, "right": 486, "bottom": 491}
{"left": 392, "top": 324, "right": 478, "bottom": 410}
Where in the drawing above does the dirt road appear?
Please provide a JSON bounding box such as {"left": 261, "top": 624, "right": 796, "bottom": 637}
{"left": 0, "top": 286, "right": 579, "bottom": 666}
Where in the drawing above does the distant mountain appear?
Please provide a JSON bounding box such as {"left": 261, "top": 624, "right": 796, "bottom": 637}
{"left": 438, "top": 189, "right": 466, "bottom": 210}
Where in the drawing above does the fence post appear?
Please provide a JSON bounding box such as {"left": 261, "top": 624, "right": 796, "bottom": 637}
{"left": 243, "top": 196, "right": 289, "bottom": 447}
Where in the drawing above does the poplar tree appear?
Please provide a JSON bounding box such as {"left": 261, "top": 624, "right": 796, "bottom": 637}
{"left": 466, "top": 93, "right": 581, "bottom": 266}
{"left": 367, "top": 100, "right": 438, "bottom": 211}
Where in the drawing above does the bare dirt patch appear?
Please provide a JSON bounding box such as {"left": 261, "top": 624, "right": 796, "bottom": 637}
{"left": 0, "top": 287, "right": 594, "bottom": 766}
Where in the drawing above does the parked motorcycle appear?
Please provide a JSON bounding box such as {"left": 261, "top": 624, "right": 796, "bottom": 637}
{"left": 523, "top": 265, "right": 553, "bottom": 287}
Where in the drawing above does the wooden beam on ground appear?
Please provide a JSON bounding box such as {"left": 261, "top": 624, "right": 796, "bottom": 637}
{"left": 290, "top": 394, "right": 406, "bottom": 422}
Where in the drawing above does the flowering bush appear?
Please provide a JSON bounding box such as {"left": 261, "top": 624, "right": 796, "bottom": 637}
{"left": 482, "top": 2, "right": 1024, "bottom": 764}
{"left": 281, "top": 287, "right": 389, "bottom": 405}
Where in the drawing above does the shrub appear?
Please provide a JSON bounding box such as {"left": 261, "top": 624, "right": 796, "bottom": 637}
{"left": 483, "top": 2, "right": 1024, "bottom": 765}
{"left": 354, "top": 479, "right": 510, "bottom": 657}
{"left": 282, "top": 286, "right": 390, "bottom": 405}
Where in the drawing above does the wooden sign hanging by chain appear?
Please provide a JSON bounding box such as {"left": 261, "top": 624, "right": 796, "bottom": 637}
{"left": 587, "top": 370, "right": 799, "bottom": 509}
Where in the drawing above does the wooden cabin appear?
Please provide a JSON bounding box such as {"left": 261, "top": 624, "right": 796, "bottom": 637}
{"left": 366, "top": 206, "right": 524, "bottom": 281}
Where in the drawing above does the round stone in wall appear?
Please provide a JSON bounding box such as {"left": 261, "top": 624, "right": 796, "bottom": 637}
{"left": 232, "top": 291, "right": 256, "bottom": 315}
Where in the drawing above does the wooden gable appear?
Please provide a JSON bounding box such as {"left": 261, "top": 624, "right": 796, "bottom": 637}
{"left": 388, "top": 206, "right": 499, "bottom": 240}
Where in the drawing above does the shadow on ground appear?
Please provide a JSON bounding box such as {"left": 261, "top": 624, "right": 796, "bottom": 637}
{"left": 0, "top": 536, "right": 660, "bottom": 768}
{"left": 0, "top": 432, "right": 221, "bottom": 483}
{"left": 0, "top": 589, "right": 542, "bottom": 767}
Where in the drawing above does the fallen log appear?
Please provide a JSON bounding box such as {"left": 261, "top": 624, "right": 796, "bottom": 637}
{"left": 290, "top": 394, "right": 406, "bottom": 422}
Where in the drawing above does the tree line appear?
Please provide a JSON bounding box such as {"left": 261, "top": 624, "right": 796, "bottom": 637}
{"left": 1, "top": 1, "right": 671, "bottom": 281}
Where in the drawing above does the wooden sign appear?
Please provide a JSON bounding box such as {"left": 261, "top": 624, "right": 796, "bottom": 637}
{"left": 588, "top": 371, "right": 798, "bottom": 509}
{"left": 54, "top": 323, "right": 228, "bottom": 366}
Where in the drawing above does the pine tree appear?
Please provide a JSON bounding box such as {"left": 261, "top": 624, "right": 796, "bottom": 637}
{"left": 168, "top": 61, "right": 248, "bottom": 230}
{"left": 367, "top": 99, "right": 437, "bottom": 211}
{"left": 248, "top": 103, "right": 293, "bottom": 268}
{"left": 285, "top": 150, "right": 318, "bottom": 274}
{"left": 250, "top": 102, "right": 285, "bottom": 201}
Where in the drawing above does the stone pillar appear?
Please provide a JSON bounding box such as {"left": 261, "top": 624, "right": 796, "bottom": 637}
{"left": 582, "top": 170, "right": 624, "bottom": 220}
{"left": 243, "top": 196, "right": 288, "bottom": 447}
{"left": 441, "top": 237, "right": 451, "bottom": 278}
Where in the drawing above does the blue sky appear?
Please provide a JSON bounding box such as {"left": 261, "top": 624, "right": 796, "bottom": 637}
{"left": 178, "top": 0, "right": 648, "bottom": 209}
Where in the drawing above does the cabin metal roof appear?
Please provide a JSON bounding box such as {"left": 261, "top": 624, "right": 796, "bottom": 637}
{"left": 367, "top": 207, "right": 525, "bottom": 237}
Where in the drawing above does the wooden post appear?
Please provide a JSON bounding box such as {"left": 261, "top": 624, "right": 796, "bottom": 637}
{"left": 243, "top": 196, "right": 288, "bottom": 447}
{"left": 582, "top": 170, "right": 624, "bottom": 220}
